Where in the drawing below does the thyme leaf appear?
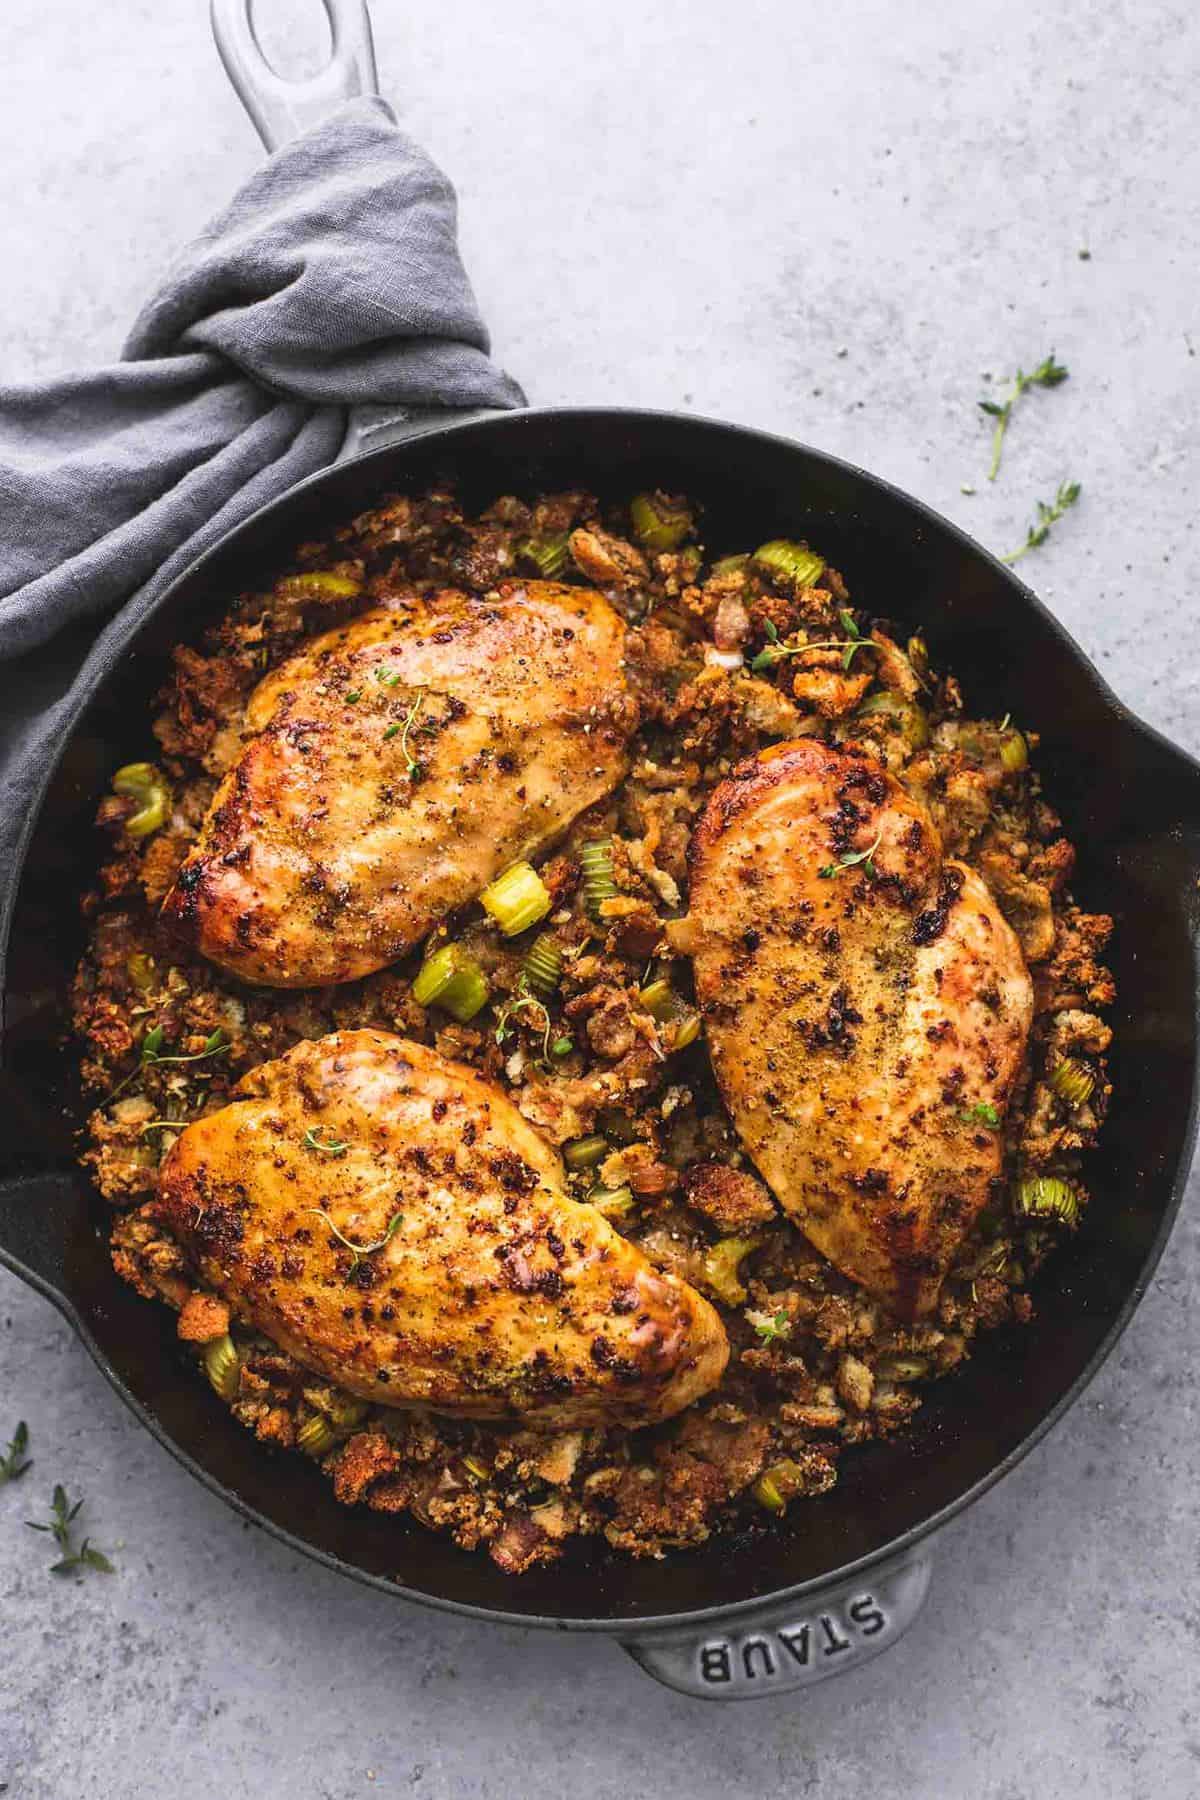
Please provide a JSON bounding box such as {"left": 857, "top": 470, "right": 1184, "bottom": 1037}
{"left": 26, "top": 1484, "right": 113, "bottom": 1575}
{"left": 494, "top": 986, "right": 573, "bottom": 1070}
{"left": 751, "top": 1310, "right": 792, "bottom": 1347}
{"left": 307, "top": 1208, "right": 403, "bottom": 1270}
{"left": 980, "top": 352, "right": 1069, "bottom": 481}
{"left": 818, "top": 826, "right": 884, "bottom": 881}
{"left": 750, "top": 625, "right": 870, "bottom": 676}
{"left": 144, "top": 1026, "right": 229, "bottom": 1068}
{"left": 383, "top": 693, "right": 425, "bottom": 778}
{"left": 837, "top": 608, "right": 867, "bottom": 671}
{"left": 960, "top": 1102, "right": 1001, "bottom": 1129}
{"left": 1001, "top": 480, "right": 1082, "bottom": 564}
{"left": 397, "top": 693, "right": 424, "bottom": 776}
{"left": 104, "top": 1025, "right": 231, "bottom": 1105}
{"left": 304, "top": 1127, "right": 350, "bottom": 1157}
{"left": 1, "top": 1420, "right": 31, "bottom": 1483}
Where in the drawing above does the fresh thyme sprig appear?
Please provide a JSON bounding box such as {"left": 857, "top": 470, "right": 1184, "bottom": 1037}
{"left": 395, "top": 687, "right": 424, "bottom": 774}
{"left": 979, "top": 352, "right": 1069, "bottom": 481}
{"left": 138, "top": 1117, "right": 188, "bottom": 1138}
{"left": 26, "top": 1485, "right": 113, "bottom": 1576}
{"left": 104, "top": 1025, "right": 230, "bottom": 1105}
{"left": 307, "top": 1208, "right": 403, "bottom": 1270}
{"left": 494, "top": 989, "right": 544, "bottom": 1048}
{"left": 1001, "top": 481, "right": 1082, "bottom": 564}
{"left": 751, "top": 1309, "right": 792, "bottom": 1347}
{"left": 836, "top": 609, "right": 869, "bottom": 671}
{"left": 750, "top": 611, "right": 870, "bottom": 675}
{"left": 819, "top": 826, "right": 884, "bottom": 881}
{"left": 304, "top": 1127, "right": 350, "bottom": 1157}
{"left": 494, "top": 988, "right": 573, "bottom": 1067}
{"left": 1, "top": 1421, "right": 31, "bottom": 1483}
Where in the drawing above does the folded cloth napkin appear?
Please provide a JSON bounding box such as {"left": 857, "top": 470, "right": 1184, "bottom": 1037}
{"left": 0, "top": 95, "right": 523, "bottom": 922}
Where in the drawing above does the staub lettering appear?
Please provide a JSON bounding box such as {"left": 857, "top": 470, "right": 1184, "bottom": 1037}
{"left": 699, "top": 1644, "right": 732, "bottom": 1684}
{"left": 697, "top": 1592, "right": 889, "bottom": 1686}
{"left": 629, "top": 1559, "right": 932, "bottom": 1699}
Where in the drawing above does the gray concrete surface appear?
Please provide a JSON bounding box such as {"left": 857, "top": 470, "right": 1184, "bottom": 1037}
{"left": 2, "top": 1, "right": 1197, "bottom": 1794}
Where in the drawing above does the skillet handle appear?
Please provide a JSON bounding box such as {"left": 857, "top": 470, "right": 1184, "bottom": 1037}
{"left": 210, "top": 0, "right": 379, "bottom": 151}
{"left": 337, "top": 404, "right": 511, "bottom": 464}
{"left": 620, "top": 1553, "right": 933, "bottom": 1699}
{"left": 0, "top": 1173, "right": 86, "bottom": 1325}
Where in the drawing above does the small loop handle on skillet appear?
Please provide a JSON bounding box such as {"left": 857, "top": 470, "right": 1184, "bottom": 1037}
{"left": 210, "top": 0, "right": 379, "bottom": 151}
{"left": 337, "top": 404, "right": 513, "bottom": 464}
{"left": 621, "top": 1553, "right": 933, "bottom": 1699}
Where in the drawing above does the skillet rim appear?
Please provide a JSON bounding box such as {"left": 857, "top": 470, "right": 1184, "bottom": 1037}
{"left": 2, "top": 403, "right": 1196, "bottom": 1635}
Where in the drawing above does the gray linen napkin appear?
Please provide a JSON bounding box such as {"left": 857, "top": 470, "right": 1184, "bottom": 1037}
{"left": 0, "top": 95, "right": 523, "bottom": 918}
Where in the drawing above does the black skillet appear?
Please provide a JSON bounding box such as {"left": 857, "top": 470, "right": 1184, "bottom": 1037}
{"left": 0, "top": 0, "right": 1196, "bottom": 1701}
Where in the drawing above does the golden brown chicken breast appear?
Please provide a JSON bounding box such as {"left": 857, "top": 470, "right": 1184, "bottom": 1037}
{"left": 161, "top": 581, "right": 636, "bottom": 986}
{"left": 688, "top": 739, "right": 1033, "bottom": 1317}
{"left": 153, "top": 1029, "right": 727, "bottom": 1427}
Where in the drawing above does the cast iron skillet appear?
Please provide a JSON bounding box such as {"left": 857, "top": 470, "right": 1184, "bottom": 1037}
{"left": 0, "top": 4, "right": 1197, "bottom": 1702}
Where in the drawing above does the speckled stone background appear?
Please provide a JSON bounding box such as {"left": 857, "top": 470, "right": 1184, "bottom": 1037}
{"left": 1, "top": 2, "right": 1197, "bottom": 1795}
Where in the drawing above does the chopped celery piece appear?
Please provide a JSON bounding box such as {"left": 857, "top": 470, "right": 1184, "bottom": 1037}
{"left": 518, "top": 534, "right": 571, "bottom": 579}
{"left": 639, "top": 978, "right": 701, "bottom": 1049}
{"left": 412, "top": 944, "right": 489, "bottom": 1021}
{"left": 1000, "top": 730, "right": 1029, "bottom": 772}
{"left": 296, "top": 1411, "right": 337, "bottom": 1457}
{"left": 752, "top": 540, "right": 826, "bottom": 588}
{"left": 700, "top": 1236, "right": 760, "bottom": 1306}
{"left": 563, "top": 1134, "right": 608, "bottom": 1171}
{"left": 125, "top": 951, "right": 156, "bottom": 991}
{"left": 637, "top": 978, "right": 675, "bottom": 1023}
{"left": 285, "top": 571, "right": 362, "bottom": 600}
{"left": 523, "top": 933, "right": 563, "bottom": 998}
{"left": 112, "top": 762, "right": 171, "bottom": 839}
{"left": 588, "top": 1183, "right": 635, "bottom": 1220}
{"left": 857, "top": 691, "right": 930, "bottom": 749}
{"left": 711, "top": 553, "right": 750, "bottom": 579}
{"left": 1015, "top": 1175, "right": 1079, "bottom": 1226}
{"left": 751, "top": 1459, "right": 809, "bottom": 1513}
{"left": 481, "top": 861, "right": 552, "bottom": 937}
{"left": 203, "top": 1334, "right": 241, "bottom": 1402}
{"left": 629, "top": 491, "right": 693, "bottom": 553}
{"left": 579, "top": 838, "right": 617, "bottom": 918}
{"left": 1050, "top": 1059, "right": 1095, "bottom": 1107}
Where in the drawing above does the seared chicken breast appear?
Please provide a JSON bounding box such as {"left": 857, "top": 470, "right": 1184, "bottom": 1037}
{"left": 162, "top": 582, "right": 636, "bottom": 986}
{"left": 688, "top": 740, "right": 1033, "bottom": 1317}
{"left": 153, "top": 1029, "right": 727, "bottom": 1426}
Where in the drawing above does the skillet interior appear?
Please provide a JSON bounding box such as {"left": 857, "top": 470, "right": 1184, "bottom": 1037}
{"left": 2, "top": 408, "right": 1197, "bottom": 1629}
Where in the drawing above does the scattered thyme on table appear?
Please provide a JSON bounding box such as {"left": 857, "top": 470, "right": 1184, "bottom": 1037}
{"left": 1003, "top": 481, "right": 1082, "bottom": 564}
{"left": 26, "top": 1484, "right": 113, "bottom": 1576}
{"left": 979, "top": 351, "right": 1069, "bottom": 481}
{"left": 969, "top": 349, "right": 1081, "bottom": 564}
{"left": 1, "top": 1420, "right": 32, "bottom": 1483}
